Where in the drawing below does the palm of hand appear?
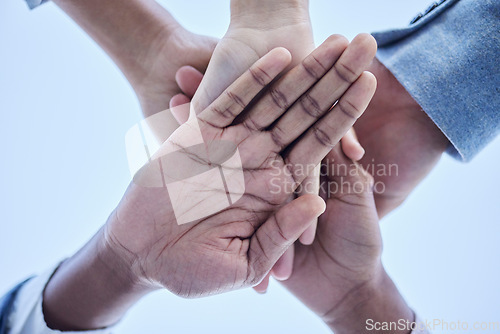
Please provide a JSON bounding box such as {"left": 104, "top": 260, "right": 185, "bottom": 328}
{"left": 192, "top": 22, "right": 314, "bottom": 112}
{"left": 110, "top": 115, "right": 305, "bottom": 298}
{"left": 109, "top": 46, "right": 354, "bottom": 298}
{"left": 110, "top": 35, "right": 378, "bottom": 298}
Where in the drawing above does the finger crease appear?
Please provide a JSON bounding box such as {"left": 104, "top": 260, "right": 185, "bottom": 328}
{"left": 313, "top": 126, "right": 335, "bottom": 148}
{"left": 301, "top": 94, "right": 323, "bottom": 118}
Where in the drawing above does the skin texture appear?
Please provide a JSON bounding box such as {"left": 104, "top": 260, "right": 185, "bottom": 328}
{"left": 53, "top": 0, "right": 218, "bottom": 119}
{"left": 192, "top": 0, "right": 315, "bottom": 112}
{"left": 191, "top": 0, "right": 325, "bottom": 250}
{"left": 189, "top": 0, "right": 370, "bottom": 281}
{"left": 42, "top": 38, "right": 377, "bottom": 331}
{"left": 171, "top": 83, "right": 416, "bottom": 333}
{"left": 172, "top": 41, "right": 449, "bottom": 334}
{"left": 355, "top": 59, "right": 449, "bottom": 217}
{"left": 282, "top": 146, "right": 414, "bottom": 333}
{"left": 46, "top": 0, "right": 449, "bottom": 331}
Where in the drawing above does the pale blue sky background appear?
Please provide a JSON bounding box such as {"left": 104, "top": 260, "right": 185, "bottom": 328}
{"left": 1, "top": 1, "right": 499, "bottom": 333}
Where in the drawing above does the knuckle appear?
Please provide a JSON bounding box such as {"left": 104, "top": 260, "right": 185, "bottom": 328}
{"left": 271, "top": 215, "right": 289, "bottom": 244}
{"left": 270, "top": 126, "right": 287, "bottom": 150}
{"left": 226, "top": 91, "right": 246, "bottom": 109}
{"left": 249, "top": 66, "right": 271, "bottom": 87}
{"left": 337, "top": 99, "right": 361, "bottom": 119}
{"left": 300, "top": 93, "right": 323, "bottom": 118}
{"left": 302, "top": 54, "right": 327, "bottom": 79}
{"left": 334, "top": 62, "right": 358, "bottom": 83}
{"left": 313, "top": 126, "right": 335, "bottom": 148}
{"left": 243, "top": 116, "right": 263, "bottom": 131}
{"left": 210, "top": 105, "right": 236, "bottom": 119}
{"left": 270, "top": 87, "right": 289, "bottom": 110}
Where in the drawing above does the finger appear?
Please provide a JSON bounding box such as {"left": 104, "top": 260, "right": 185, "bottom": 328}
{"left": 298, "top": 165, "right": 320, "bottom": 245}
{"left": 241, "top": 35, "right": 349, "bottom": 130}
{"left": 198, "top": 47, "right": 292, "bottom": 128}
{"left": 248, "top": 195, "right": 326, "bottom": 284}
{"left": 253, "top": 273, "right": 271, "bottom": 294}
{"left": 299, "top": 219, "right": 318, "bottom": 246}
{"left": 286, "top": 71, "right": 377, "bottom": 185}
{"left": 271, "top": 244, "right": 295, "bottom": 281}
{"left": 170, "top": 94, "right": 190, "bottom": 109}
{"left": 322, "top": 145, "right": 376, "bottom": 210}
{"left": 175, "top": 66, "right": 204, "bottom": 98}
{"left": 169, "top": 95, "right": 191, "bottom": 125}
{"left": 267, "top": 33, "right": 377, "bottom": 152}
{"left": 341, "top": 128, "right": 365, "bottom": 161}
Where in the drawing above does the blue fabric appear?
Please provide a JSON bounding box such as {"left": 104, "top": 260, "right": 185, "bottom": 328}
{"left": 25, "top": 0, "right": 48, "bottom": 10}
{"left": 373, "top": 0, "right": 500, "bottom": 161}
{"left": 0, "top": 278, "right": 32, "bottom": 334}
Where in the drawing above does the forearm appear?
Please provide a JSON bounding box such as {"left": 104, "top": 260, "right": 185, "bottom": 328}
{"left": 42, "top": 225, "right": 154, "bottom": 331}
{"left": 52, "top": 0, "right": 178, "bottom": 88}
{"left": 325, "top": 267, "right": 414, "bottom": 334}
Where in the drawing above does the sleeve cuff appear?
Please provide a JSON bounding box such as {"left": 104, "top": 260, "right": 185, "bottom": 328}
{"left": 372, "top": 0, "right": 500, "bottom": 162}
{"left": 25, "top": 0, "right": 49, "bottom": 10}
{"left": 9, "top": 263, "right": 117, "bottom": 334}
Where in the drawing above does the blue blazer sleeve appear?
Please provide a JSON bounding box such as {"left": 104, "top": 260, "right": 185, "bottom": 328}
{"left": 0, "top": 278, "right": 32, "bottom": 334}
{"left": 24, "top": 0, "right": 48, "bottom": 10}
{"left": 372, "top": 0, "right": 500, "bottom": 161}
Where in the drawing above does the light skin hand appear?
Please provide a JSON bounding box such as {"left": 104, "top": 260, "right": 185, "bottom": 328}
{"left": 52, "top": 0, "right": 444, "bottom": 287}
{"left": 191, "top": 0, "right": 321, "bottom": 250}
{"left": 42, "top": 0, "right": 431, "bottom": 331}
{"left": 172, "top": 45, "right": 423, "bottom": 333}
{"left": 190, "top": 1, "right": 370, "bottom": 279}
{"left": 192, "top": 0, "right": 314, "bottom": 112}
{"left": 42, "top": 38, "right": 376, "bottom": 331}
{"left": 52, "top": 0, "right": 361, "bottom": 282}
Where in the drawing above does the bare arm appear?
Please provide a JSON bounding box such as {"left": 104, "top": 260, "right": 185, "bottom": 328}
{"left": 52, "top": 0, "right": 217, "bottom": 117}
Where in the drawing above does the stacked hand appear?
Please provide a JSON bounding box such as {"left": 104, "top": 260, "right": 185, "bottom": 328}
{"left": 282, "top": 146, "right": 413, "bottom": 333}
{"left": 177, "top": 0, "right": 324, "bottom": 250}
{"left": 109, "top": 34, "right": 377, "bottom": 297}
{"left": 45, "top": 0, "right": 450, "bottom": 332}
{"left": 171, "top": 39, "right": 416, "bottom": 334}
{"left": 43, "top": 35, "right": 377, "bottom": 330}
{"left": 172, "top": 0, "right": 368, "bottom": 284}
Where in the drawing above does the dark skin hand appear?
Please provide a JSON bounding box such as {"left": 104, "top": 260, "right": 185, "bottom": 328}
{"left": 356, "top": 59, "right": 449, "bottom": 218}
{"left": 42, "top": 38, "right": 378, "bottom": 331}
{"left": 173, "top": 56, "right": 450, "bottom": 291}
{"left": 282, "top": 145, "right": 414, "bottom": 334}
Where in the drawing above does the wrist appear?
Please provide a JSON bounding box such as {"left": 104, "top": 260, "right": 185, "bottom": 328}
{"left": 42, "top": 226, "right": 154, "bottom": 331}
{"left": 324, "top": 264, "right": 414, "bottom": 334}
{"left": 230, "top": 0, "right": 310, "bottom": 29}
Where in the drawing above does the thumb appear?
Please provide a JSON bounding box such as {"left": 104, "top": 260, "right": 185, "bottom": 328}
{"left": 171, "top": 67, "right": 205, "bottom": 125}
{"left": 248, "top": 195, "right": 326, "bottom": 284}
{"left": 175, "top": 66, "right": 204, "bottom": 98}
{"left": 297, "top": 165, "right": 321, "bottom": 246}
{"left": 169, "top": 95, "right": 191, "bottom": 125}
